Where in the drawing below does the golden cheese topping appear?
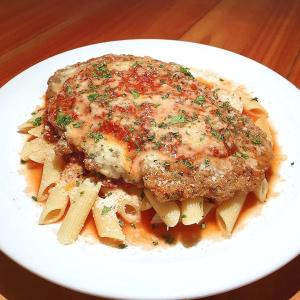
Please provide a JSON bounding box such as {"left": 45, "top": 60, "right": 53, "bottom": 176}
{"left": 45, "top": 54, "right": 272, "bottom": 203}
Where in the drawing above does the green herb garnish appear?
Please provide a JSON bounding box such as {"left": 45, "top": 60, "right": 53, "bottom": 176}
{"left": 194, "top": 95, "right": 205, "bottom": 105}
{"left": 66, "top": 85, "right": 73, "bottom": 95}
{"left": 56, "top": 113, "right": 72, "bottom": 127}
{"left": 130, "top": 90, "right": 140, "bottom": 99}
{"left": 101, "top": 206, "right": 112, "bottom": 215}
{"left": 32, "top": 116, "right": 42, "bottom": 127}
{"left": 180, "top": 66, "right": 194, "bottom": 78}
{"left": 169, "top": 114, "right": 186, "bottom": 124}
{"left": 251, "top": 137, "right": 262, "bottom": 145}
{"left": 88, "top": 132, "right": 103, "bottom": 143}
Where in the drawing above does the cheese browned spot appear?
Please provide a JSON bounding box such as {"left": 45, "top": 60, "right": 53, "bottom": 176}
{"left": 45, "top": 54, "right": 273, "bottom": 203}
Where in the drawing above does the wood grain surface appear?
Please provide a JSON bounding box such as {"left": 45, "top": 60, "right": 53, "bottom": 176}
{"left": 0, "top": 0, "right": 299, "bottom": 299}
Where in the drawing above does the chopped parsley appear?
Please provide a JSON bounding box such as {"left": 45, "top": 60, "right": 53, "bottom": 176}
{"left": 159, "top": 64, "right": 164, "bottom": 68}
{"left": 234, "top": 152, "right": 249, "bottom": 159}
{"left": 194, "top": 95, "right": 205, "bottom": 105}
{"left": 213, "top": 88, "right": 220, "bottom": 100}
{"left": 88, "top": 132, "right": 103, "bottom": 143}
{"left": 87, "top": 93, "right": 99, "bottom": 101}
{"left": 152, "top": 241, "right": 159, "bottom": 246}
{"left": 147, "top": 135, "right": 155, "bottom": 141}
{"left": 219, "top": 78, "right": 224, "bottom": 82}
{"left": 79, "top": 191, "right": 84, "bottom": 196}
{"left": 32, "top": 116, "right": 42, "bottom": 127}
{"left": 101, "top": 206, "right": 112, "bottom": 215}
{"left": 204, "top": 158, "right": 210, "bottom": 167}
{"left": 130, "top": 90, "right": 140, "bottom": 99}
{"left": 181, "top": 214, "right": 187, "bottom": 219}
{"left": 176, "top": 85, "right": 182, "bottom": 92}
{"left": 31, "top": 196, "right": 37, "bottom": 201}
{"left": 179, "top": 66, "right": 194, "bottom": 78}
{"left": 152, "top": 141, "right": 162, "bottom": 150}
{"left": 290, "top": 162, "right": 295, "bottom": 166}
{"left": 182, "top": 159, "right": 194, "bottom": 169}
{"left": 251, "top": 137, "right": 262, "bottom": 145}
{"left": 211, "top": 128, "right": 224, "bottom": 141}
{"left": 169, "top": 114, "right": 186, "bottom": 124}
{"left": 251, "top": 97, "right": 258, "bottom": 101}
{"left": 94, "top": 63, "right": 112, "bottom": 78}
{"left": 66, "top": 85, "right": 73, "bottom": 95}
{"left": 161, "top": 93, "right": 169, "bottom": 99}
{"left": 56, "top": 113, "right": 72, "bottom": 127}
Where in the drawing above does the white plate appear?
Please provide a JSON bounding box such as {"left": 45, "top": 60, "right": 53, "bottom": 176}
{"left": 0, "top": 39, "right": 299, "bottom": 299}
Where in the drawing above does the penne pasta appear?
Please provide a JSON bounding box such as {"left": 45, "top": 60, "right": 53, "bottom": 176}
{"left": 181, "top": 198, "right": 204, "bottom": 225}
{"left": 144, "top": 189, "right": 180, "bottom": 227}
{"left": 93, "top": 197, "right": 125, "bottom": 241}
{"left": 39, "top": 182, "right": 69, "bottom": 224}
{"left": 28, "top": 125, "right": 43, "bottom": 137}
{"left": 139, "top": 194, "right": 152, "bottom": 211}
{"left": 203, "top": 201, "right": 215, "bottom": 217}
{"left": 151, "top": 213, "right": 163, "bottom": 224}
{"left": 242, "top": 98, "right": 268, "bottom": 119}
{"left": 254, "top": 177, "right": 269, "bottom": 202}
{"left": 117, "top": 191, "right": 141, "bottom": 223}
{"left": 255, "top": 117, "right": 273, "bottom": 146}
{"left": 37, "top": 150, "right": 64, "bottom": 202}
{"left": 58, "top": 179, "right": 101, "bottom": 245}
{"left": 18, "top": 109, "right": 44, "bottom": 133}
{"left": 20, "top": 137, "right": 54, "bottom": 163}
{"left": 216, "top": 192, "right": 246, "bottom": 235}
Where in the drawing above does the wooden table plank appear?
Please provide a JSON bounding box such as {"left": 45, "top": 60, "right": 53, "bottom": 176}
{"left": 0, "top": 0, "right": 220, "bottom": 87}
{"left": 180, "top": 0, "right": 300, "bottom": 84}
{"left": 289, "top": 52, "right": 300, "bottom": 88}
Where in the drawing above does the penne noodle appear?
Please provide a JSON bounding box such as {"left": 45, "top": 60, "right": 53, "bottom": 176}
{"left": 20, "top": 137, "right": 53, "bottom": 163}
{"left": 58, "top": 179, "right": 101, "bottom": 245}
{"left": 139, "top": 194, "right": 152, "bottom": 211}
{"left": 254, "top": 177, "right": 269, "bottom": 202}
{"left": 117, "top": 192, "right": 141, "bottom": 223}
{"left": 255, "top": 117, "right": 273, "bottom": 146}
{"left": 144, "top": 189, "right": 180, "bottom": 227}
{"left": 151, "top": 213, "right": 163, "bottom": 224}
{"left": 181, "top": 198, "right": 204, "bottom": 225}
{"left": 93, "top": 197, "right": 125, "bottom": 241}
{"left": 203, "top": 201, "right": 215, "bottom": 217}
{"left": 39, "top": 182, "right": 69, "bottom": 224}
{"left": 18, "top": 109, "right": 44, "bottom": 133}
{"left": 28, "top": 125, "right": 43, "bottom": 137}
{"left": 37, "top": 150, "right": 64, "bottom": 202}
{"left": 216, "top": 192, "right": 246, "bottom": 235}
{"left": 243, "top": 98, "right": 268, "bottom": 119}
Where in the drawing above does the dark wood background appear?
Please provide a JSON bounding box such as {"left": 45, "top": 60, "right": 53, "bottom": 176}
{"left": 0, "top": 0, "right": 299, "bottom": 299}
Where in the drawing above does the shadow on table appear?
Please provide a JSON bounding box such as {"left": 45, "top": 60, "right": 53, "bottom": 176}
{"left": 0, "top": 251, "right": 299, "bottom": 300}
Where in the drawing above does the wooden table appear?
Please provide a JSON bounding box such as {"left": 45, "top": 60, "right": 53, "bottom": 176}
{"left": 0, "top": 0, "right": 299, "bottom": 299}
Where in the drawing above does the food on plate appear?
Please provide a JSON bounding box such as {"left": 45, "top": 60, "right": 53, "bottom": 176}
{"left": 19, "top": 54, "right": 273, "bottom": 247}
